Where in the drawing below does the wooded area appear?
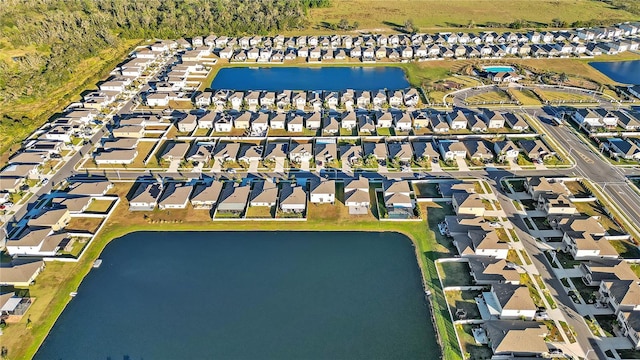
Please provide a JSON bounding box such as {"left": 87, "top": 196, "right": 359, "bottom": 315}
{"left": 0, "top": 0, "right": 329, "bottom": 154}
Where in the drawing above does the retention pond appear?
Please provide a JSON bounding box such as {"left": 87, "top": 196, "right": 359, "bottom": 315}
{"left": 35, "top": 231, "right": 438, "bottom": 360}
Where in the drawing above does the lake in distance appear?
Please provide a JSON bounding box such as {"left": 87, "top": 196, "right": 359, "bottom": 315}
{"left": 210, "top": 67, "right": 410, "bottom": 91}
{"left": 589, "top": 60, "right": 640, "bottom": 84}
{"left": 35, "top": 231, "right": 438, "bottom": 360}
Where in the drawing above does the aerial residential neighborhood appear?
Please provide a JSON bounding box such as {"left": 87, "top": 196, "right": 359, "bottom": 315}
{"left": 2, "top": 0, "right": 640, "bottom": 358}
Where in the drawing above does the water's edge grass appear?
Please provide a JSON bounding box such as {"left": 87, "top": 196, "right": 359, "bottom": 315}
{"left": 24, "top": 216, "right": 461, "bottom": 360}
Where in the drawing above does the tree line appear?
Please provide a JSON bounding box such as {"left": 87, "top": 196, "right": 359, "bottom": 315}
{"left": 0, "top": 0, "right": 330, "bottom": 137}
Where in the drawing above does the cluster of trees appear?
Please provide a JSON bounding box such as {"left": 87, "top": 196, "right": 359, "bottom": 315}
{"left": 0, "top": 0, "right": 331, "bottom": 142}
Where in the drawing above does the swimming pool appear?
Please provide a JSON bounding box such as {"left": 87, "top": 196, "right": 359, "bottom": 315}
{"left": 483, "top": 65, "right": 515, "bottom": 73}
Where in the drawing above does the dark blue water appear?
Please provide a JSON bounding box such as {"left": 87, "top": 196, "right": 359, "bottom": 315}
{"left": 590, "top": 60, "right": 640, "bottom": 84}
{"left": 35, "top": 231, "right": 437, "bottom": 360}
{"left": 210, "top": 67, "right": 410, "bottom": 91}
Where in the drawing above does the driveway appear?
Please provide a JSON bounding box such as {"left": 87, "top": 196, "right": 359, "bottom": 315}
{"left": 430, "top": 161, "right": 443, "bottom": 173}
{"left": 300, "top": 160, "right": 310, "bottom": 172}
{"left": 211, "top": 160, "right": 222, "bottom": 173}
{"left": 248, "top": 160, "right": 259, "bottom": 173}
{"left": 168, "top": 160, "right": 180, "bottom": 172}
{"left": 456, "top": 157, "right": 469, "bottom": 171}
{"left": 274, "top": 158, "right": 285, "bottom": 173}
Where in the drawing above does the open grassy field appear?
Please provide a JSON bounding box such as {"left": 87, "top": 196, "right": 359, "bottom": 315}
{"left": 2, "top": 183, "right": 463, "bottom": 360}
{"left": 510, "top": 88, "right": 542, "bottom": 105}
{"left": 465, "top": 89, "right": 511, "bottom": 103}
{"left": 537, "top": 89, "right": 598, "bottom": 103}
{"left": 305, "top": 0, "right": 639, "bottom": 32}
{"left": 0, "top": 39, "right": 142, "bottom": 162}
{"left": 511, "top": 52, "right": 640, "bottom": 85}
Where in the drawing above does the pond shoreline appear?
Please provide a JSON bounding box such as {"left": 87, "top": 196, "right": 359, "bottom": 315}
{"left": 34, "top": 230, "right": 440, "bottom": 359}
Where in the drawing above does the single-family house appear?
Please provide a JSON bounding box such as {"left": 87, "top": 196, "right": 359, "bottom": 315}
{"left": 310, "top": 179, "right": 336, "bottom": 204}
{"left": 249, "top": 180, "right": 278, "bottom": 207}
{"left": 289, "top": 142, "right": 313, "bottom": 163}
{"left": 190, "top": 182, "right": 223, "bottom": 209}
{"left": 129, "top": 182, "right": 162, "bottom": 211}
{"left": 607, "top": 138, "right": 640, "bottom": 160}
{"left": 494, "top": 140, "right": 520, "bottom": 162}
{"left": 439, "top": 141, "right": 467, "bottom": 161}
{"left": 217, "top": 183, "right": 250, "bottom": 214}
{"left": 158, "top": 182, "right": 192, "bottom": 210}
{"left": 447, "top": 110, "right": 468, "bottom": 130}
{"left": 504, "top": 113, "right": 529, "bottom": 131}
{"left": 484, "top": 283, "right": 537, "bottom": 320}
{"left": 519, "top": 139, "right": 554, "bottom": 161}
{"left": 279, "top": 183, "right": 306, "bottom": 213}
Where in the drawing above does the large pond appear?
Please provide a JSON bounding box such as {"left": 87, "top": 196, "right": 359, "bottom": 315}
{"left": 35, "top": 231, "right": 438, "bottom": 360}
{"left": 210, "top": 66, "right": 410, "bottom": 91}
{"left": 589, "top": 60, "right": 640, "bottom": 84}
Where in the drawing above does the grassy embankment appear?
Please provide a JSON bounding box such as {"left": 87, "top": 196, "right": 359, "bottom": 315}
{"left": 5, "top": 183, "right": 462, "bottom": 360}
{"left": 0, "top": 39, "right": 142, "bottom": 164}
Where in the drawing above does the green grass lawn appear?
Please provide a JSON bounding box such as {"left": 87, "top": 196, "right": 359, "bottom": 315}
{"left": 508, "top": 179, "right": 526, "bottom": 192}
{"left": 520, "top": 273, "right": 544, "bottom": 308}
{"left": 446, "top": 290, "right": 482, "bottom": 320}
{"left": 465, "top": 89, "right": 511, "bottom": 104}
{"left": 554, "top": 251, "right": 582, "bottom": 269}
{"left": 245, "top": 206, "right": 275, "bottom": 218}
{"left": 413, "top": 182, "right": 440, "bottom": 198}
{"left": 454, "top": 324, "right": 493, "bottom": 360}
{"left": 438, "top": 262, "right": 474, "bottom": 287}
{"left": 537, "top": 90, "right": 598, "bottom": 103}
{"left": 507, "top": 249, "right": 523, "bottom": 266}
{"left": 564, "top": 181, "right": 591, "bottom": 197}
{"left": 510, "top": 89, "right": 542, "bottom": 106}
{"left": 85, "top": 199, "right": 116, "bottom": 213}
{"left": 610, "top": 240, "right": 640, "bottom": 259}
{"left": 572, "top": 200, "right": 623, "bottom": 234}
{"left": 304, "top": 0, "right": 638, "bottom": 32}
{"left": 531, "top": 217, "right": 552, "bottom": 230}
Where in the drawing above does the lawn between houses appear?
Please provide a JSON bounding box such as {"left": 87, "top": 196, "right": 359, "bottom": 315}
{"left": 5, "top": 185, "right": 462, "bottom": 360}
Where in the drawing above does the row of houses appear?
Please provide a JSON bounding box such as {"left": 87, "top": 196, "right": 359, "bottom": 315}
{"left": 174, "top": 108, "right": 532, "bottom": 135}
{"left": 194, "top": 88, "right": 421, "bottom": 110}
{"left": 0, "top": 181, "right": 115, "bottom": 289}
{"left": 0, "top": 108, "right": 103, "bottom": 193}
{"left": 128, "top": 176, "right": 416, "bottom": 219}
{"left": 153, "top": 136, "right": 553, "bottom": 170}
{"left": 153, "top": 24, "right": 640, "bottom": 54}
{"left": 223, "top": 40, "right": 640, "bottom": 63}
{"left": 572, "top": 108, "right": 640, "bottom": 131}
{"left": 4, "top": 181, "right": 114, "bottom": 258}
{"left": 129, "top": 179, "right": 305, "bottom": 215}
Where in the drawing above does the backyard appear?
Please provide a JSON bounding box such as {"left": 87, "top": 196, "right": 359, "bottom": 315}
{"left": 572, "top": 200, "right": 623, "bottom": 234}
{"left": 438, "top": 262, "right": 473, "bottom": 287}
{"left": 454, "top": 324, "right": 493, "bottom": 360}
{"left": 445, "top": 290, "right": 483, "bottom": 320}
{"left": 413, "top": 182, "right": 440, "bottom": 198}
